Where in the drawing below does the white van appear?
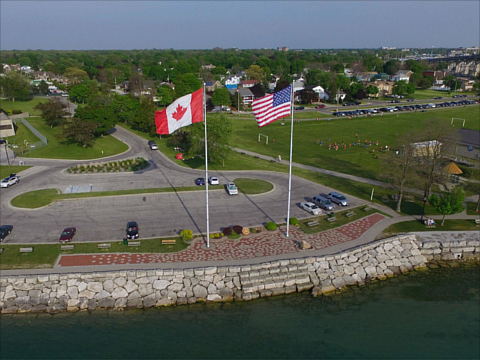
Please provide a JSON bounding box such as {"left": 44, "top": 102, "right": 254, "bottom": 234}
{"left": 312, "top": 195, "right": 335, "bottom": 211}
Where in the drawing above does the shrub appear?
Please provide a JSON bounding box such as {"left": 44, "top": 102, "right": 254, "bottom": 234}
{"left": 242, "top": 227, "right": 250, "bottom": 236}
{"left": 223, "top": 227, "right": 232, "bottom": 236}
{"left": 67, "top": 168, "right": 71, "bottom": 173}
{"left": 209, "top": 233, "right": 215, "bottom": 239}
{"left": 227, "top": 232, "right": 241, "bottom": 240}
{"left": 180, "top": 229, "right": 193, "bottom": 241}
{"left": 232, "top": 225, "right": 243, "bottom": 234}
{"left": 265, "top": 222, "right": 277, "bottom": 231}
{"left": 289, "top": 218, "right": 299, "bottom": 226}
{"left": 12, "top": 109, "right": 22, "bottom": 115}
{"left": 214, "top": 233, "right": 220, "bottom": 238}
{"left": 220, "top": 233, "right": 224, "bottom": 237}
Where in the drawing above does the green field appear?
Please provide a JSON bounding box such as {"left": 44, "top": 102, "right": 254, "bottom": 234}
{"left": 15, "top": 117, "right": 129, "bottom": 159}
{"left": 0, "top": 97, "right": 47, "bottom": 116}
{"left": 380, "top": 219, "right": 479, "bottom": 238}
{"left": 4, "top": 122, "right": 42, "bottom": 154}
{"left": 0, "top": 165, "right": 31, "bottom": 179}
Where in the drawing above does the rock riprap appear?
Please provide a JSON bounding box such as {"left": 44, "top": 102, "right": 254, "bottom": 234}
{"left": 1, "top": 232, "right": 478, "bottom": 314}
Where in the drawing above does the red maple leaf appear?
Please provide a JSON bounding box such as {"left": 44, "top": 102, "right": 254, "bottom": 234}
{"left": 172, "top": 104, "right": 187, "bottom": 121}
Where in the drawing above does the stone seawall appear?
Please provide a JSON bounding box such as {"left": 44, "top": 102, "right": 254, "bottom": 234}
{"left": 1, "top": 232, "right": 479, "bottom": 314}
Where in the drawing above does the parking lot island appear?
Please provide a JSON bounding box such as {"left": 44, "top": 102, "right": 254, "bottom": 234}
{"left": 1, "top": 232, "right": 478, "bottom": 314}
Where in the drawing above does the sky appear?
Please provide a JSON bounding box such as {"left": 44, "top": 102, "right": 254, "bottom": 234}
{"left": 1, "top": 1, "right": 479, "bottom": 50}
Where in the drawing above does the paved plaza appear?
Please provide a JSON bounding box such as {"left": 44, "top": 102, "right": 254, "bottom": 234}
{"left": 57, "top": 213, "right": 386, "bottom": 267}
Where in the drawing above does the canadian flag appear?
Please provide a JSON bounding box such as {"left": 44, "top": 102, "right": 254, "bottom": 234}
{"left": 155, "top": 88, "right": 203, "bottom": 134}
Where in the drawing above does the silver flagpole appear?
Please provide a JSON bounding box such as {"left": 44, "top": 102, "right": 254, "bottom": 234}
{"left": 286, "top": 82, "right": 294, "bottom": 237}
{"left": 204, "top": 85, "right": 210, "bottom": 248}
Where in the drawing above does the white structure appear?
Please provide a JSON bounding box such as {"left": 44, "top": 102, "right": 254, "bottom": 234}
{"left": 225, "top": 75, "right": 242, "bottom": 86}
{"left": 0, "top": 112, "right": 15, "bottom": 138}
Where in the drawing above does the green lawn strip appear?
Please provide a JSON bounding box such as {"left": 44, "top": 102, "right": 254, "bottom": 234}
{"left": 0, "top": 165, "right": 31, "bottom": 179}
{"left": 407, "top": 89, "right": 477, "bottom": 100}
{"left": 0, "top": 237, "right": 188, "bottom": 270}
{"left": 11, "top": 186, "right": 224, "bottom": 209}
{"left": 19, "top": 117, "right": 128, "bottom": 160}
{"left": 298, "top": 208, "right": 376, "bottom": 234}
{"left": 234, "top": 178, "right": 273, "bottom": 194}
{"left": 466, "top": 201, "right": 480, "bottom": 215}
{"left": 380, "top": 219, "right": 479, "bottom": 238}
{"left": 0, "top": 97, "right": 46, "bottom": 116}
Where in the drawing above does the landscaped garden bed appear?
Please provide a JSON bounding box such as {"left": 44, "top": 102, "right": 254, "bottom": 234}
{"left": 67, "top": 157, "right": 149, "bottom": 174}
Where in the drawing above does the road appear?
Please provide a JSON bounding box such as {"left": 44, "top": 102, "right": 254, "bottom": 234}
{"left": 1, "top": 126, "right": 368, "bottom": 244}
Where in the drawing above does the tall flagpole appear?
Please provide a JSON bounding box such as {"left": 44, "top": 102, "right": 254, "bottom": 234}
{"left": 286, "top": 82, "right": 294, "bottom": 237}
{"left": 204, "top": 85, "right": 210, "bottom": 248}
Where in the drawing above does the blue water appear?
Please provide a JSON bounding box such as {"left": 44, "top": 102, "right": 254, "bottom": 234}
{"left": 1, "top": 263, "right": 479, "bottom": 359}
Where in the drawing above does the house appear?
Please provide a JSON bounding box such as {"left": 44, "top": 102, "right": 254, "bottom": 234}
{"left": 240, "top": 80, "right": 259, "bottom": 88}
{"left": 202, "top": 64, "right": 216, "bottom": 70}
{"left": 225, "top": 75, "right": 242, "bottom": 87}
{"left": 325, "top": 90, "right": 346, "bottom": 103}
{"left": 412, "top": 140, "right": 442, "bottom": 157}
{"left": 204, "top": 81, "right": 222, "bottom": 92}
{"left": 304, "top": 85, "right": 328, "bottom": 100}
{"left": 293, "top": 80, "right": 305, "bottom": 93}
{"left": 228, "top": 88, "right": 255, "bottom": 108}
{"left": 20, "top": 65, "right": 32, "bottom": 73}
{"left": 391, "top": 70, "right": 412, "bottom": 82}
{"left": 370, "top": 80, "right": 393, "bottom": 97}
{"left": 459, "top": 78, "right": 475, "bottom": 92}
{"left": 0, "top": 112, "right": 15, "bottom": 138}
{"left": 374, "top": 73, "right": 390, "bottom": 81}
{"left": 2, "top": 64, "right": 11, "bottom": 73}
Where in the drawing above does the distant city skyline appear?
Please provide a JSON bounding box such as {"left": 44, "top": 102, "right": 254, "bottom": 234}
{"left": 1, "top": 1, "right": 479, "bottom": 51}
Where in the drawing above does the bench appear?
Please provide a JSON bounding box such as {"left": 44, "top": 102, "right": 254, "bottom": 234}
{"left": 0, "top": 248, "right": 3, "bottom": 254}
{"left": 128, "top": 241, "right": 141, "bottom": 247}
{"left": 327, "top": 217, "right": 337, "bottom": 223}
{"left": 307, "top": 221, "right": 319, "bottom": 227}
{"left": 61, "top": 245, "right": 74, "bottom": 251}
{"left": 98, "top": 243, "right": 111, "bottom": 249}
{"left": 162, "top": 239, "right": 176, "bottom": 245}
{"left": 475, "top": 219, "right": 480, "bottom": 226}
{"left": 345, "top": 211, "right": 355, "bottom": 217}
{"left": 364, "top": 206, "right": 372, "bottom": 212}
{"left": 19, "top": 247, "right": 33, "bottom": 253}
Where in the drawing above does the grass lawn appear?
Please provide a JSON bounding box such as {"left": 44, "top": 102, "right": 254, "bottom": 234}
{"left": 298, "top": 207, "right": 375, "bottom": 234}
{"left": 19, "top": 117, "right": 129, "bottom": 159}
{"left": 0, "top": 97, "right": 46, "bottom": 116}
{"left": 0, "top": 165, "right": 31, "bottom": 179}
{"left": 234, "top": 178, "right": 273, "bottom": 194}
{"left": 466, "top": 201, "right": 480, "bottom": 215}
{"left": 4, "top": 122, "right": 42, "bottom": 155}
{"left": 380, "top": 219, "right": 479, "bottom": 238}
{"left": 0, "top": 237, "right": 188, "bottom": 270}
{"left": 230, "top": 106, "right": 480, "bottom": 181}
{"left": 407, "top": 89, "right": 478, "bottom": 100}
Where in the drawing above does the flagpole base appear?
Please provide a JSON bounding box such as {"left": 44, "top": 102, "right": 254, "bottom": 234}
{"left": 201, "top": 243, "right": 216, "bottom": 251}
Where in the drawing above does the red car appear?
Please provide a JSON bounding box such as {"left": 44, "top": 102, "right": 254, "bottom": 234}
{"left": 315, "top": 104, "right": 326, "bottom": 109}
{"left": 59, "top": 227, "right": 76, "bottom": 243}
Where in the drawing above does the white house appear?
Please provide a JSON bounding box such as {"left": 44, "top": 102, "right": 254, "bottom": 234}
{"left": 390, "top": 70, "right": 412, "bottom": 83}
{"left": 293, "top": 80, "right": 305, "bottom": 93}
{"left": 305, "top": 85, "right": 328, "bottom": 100}
{"left": 225, "top": 75, "right": 242, "bottom": 86}
{"left": 20, "top": 65, "right": 32, "bottom": 73}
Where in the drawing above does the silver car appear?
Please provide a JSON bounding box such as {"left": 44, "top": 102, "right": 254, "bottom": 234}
{"left": 328, "top": 192, "right": 350, "bottom": 206}
{"left": 300, "top": 202, "right": 322, "bottom": 215}
{"left": 1, "top": 176, "right": 19, "bottom": 188}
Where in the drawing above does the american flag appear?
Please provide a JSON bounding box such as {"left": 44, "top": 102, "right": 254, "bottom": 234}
{"left": 252, "top": 85, "right": 292, "bottom": 127}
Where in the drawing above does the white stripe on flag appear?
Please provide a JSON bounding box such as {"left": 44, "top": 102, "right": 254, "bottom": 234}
{"left": 252, "top": 87, "right": 291, "bottom": 127}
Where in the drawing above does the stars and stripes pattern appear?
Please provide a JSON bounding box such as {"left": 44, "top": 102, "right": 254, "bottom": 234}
{"left": 252, "top": 85, "right": 292, "bottom": 127}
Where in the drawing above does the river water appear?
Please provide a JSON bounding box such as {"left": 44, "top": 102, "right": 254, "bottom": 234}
{"left": 1, "top": 263, "right": 479, "bottom": 360}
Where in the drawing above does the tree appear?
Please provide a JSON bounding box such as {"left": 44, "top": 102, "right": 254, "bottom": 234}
{"left": 130, "top": 98, "right": 156, "bottom": 135}
{"left": 189, "top": 113, "right": 233, "bottom": 166}
{"left": 366, "top": 85, "right": 379, "bottom": 97}
{"left": 75, "top": 105, "right": 116, "bottom": 136}
{"left": 156, "top": 85, "right": 174, "bottom": 107}
{"left": 64, "top": 67, "right": 88, "bottom": 84}
{"left": 38, "top": 80, "right": 49, "bottom": 95}
{"left": 245, "top": 65, "right": 264, "bottom": 80}
{"left": 68, "top": 84, "right": 90, "bottom": 104}
{"left": 274, "top": 80, "right": 290, "bottom": 93}
{"left": 392, "top": 80, "right": 409, "bottom": 96}
{"left": 381, "top": 132, "right": 418, "bottom": 212}
{"left": 34, "top": 98, "right": 69, "bottom": 128}
{"left": 174, "top": 73, "right": 202, "bottom": 98}
{"left": 211, "top": 88, "right": 231, "bottom": 107}
{"left": 428, "top": 187, "right": 465, "bottom": 226}
{"left": 110, "top": 95, "right": 141, "bottom": 124}
{"left": 301, "top": 89, "right": 319, "bottom": 104}
{"left": 409, "top": 72, "right": 423, "bottom": 87}
{"left": 419, "top": 77, "right": 433, "bottom": 90}
{"left": 60, "top": 117, "right": 98, "bottom": 147}
{"left": 0, "top": 72, "right": 31, "bottom": 101}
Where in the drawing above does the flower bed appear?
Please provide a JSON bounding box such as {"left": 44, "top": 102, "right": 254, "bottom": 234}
{"left": 67, "top": 158, "right": 149, "bottom": 174}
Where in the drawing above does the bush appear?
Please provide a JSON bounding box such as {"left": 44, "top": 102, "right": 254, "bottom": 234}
{"left": 180, "top": 229, "right": 193, "bottom": 241}
{"left": 209, "top": 233, "right": 215, "bottom": 239}
{"left": 265, "top": 222, "right": 277, "bottom": 231}
{"left": 223, "top": 227, "right": 232, "bottom": 236}
{"left": 289, "top": 218, "right": 299, "bottom": 226}
{"left": 227, "top": 232, "right": 241, "bottom": 240}
{"left": 232, "top": 225, "right": 243, "bottom": 234}
{"left": 12, "top": 109, "right": 22, "bottom": 115}
{"left": 242, "top": 227, "right": 250, "bottom": 235}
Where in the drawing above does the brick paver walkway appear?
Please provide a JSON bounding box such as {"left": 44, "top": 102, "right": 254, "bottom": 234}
{"left": 57, "top": 214, "right": 386, "bottom": 267}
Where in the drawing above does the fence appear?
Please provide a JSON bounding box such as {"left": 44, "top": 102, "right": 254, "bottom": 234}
{"left": 19, "top": 118, "right": 47, "bottom": 145}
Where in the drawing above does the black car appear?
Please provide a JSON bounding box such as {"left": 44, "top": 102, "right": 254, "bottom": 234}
{"left": 391, "top": 100, "right": 400, "bottom": 103}
{"left": 407, "top": 98, "right": 415, "bottom": 102}
{"left": 434, "top": 97, "right": 442, "bottom": 100}
{"left": 0, "top": 139, "right": 6, "bottom": 145}
{"left": 294, "top": 106, "right": 304, "bottom": 110}
{"left": 0, "top": 225, "right": 13, "bottom": 242}
{"left": 195, "top": 177, "right": 205, "bottom": 186}
{"left": 126, "top": 221, "right": 139, "bottom": 240}
{"left": 147, "top": 140, "right": 158, "bottom": 150}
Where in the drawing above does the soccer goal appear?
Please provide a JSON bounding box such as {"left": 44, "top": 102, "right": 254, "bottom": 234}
{"left": 451, "top": 118, "right": 465, "bottom": 127}
{"left": 258, "top": 133, "right": 268, "bottom": 145}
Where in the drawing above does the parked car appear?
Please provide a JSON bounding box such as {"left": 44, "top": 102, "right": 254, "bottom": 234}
{"left": 195, "top": 177, "right": 205, "bottom": 186}
{"left": 1, "top": 175, "right": 19, "bottom": 188}
{"left": 328, "top": 192, "right": 350, "bottom": 206}
{"left": 391, "top": 99, "right": 400, "bottom": 103}
{"left": 295, "top": 106, "right": 305, "bottom": 110}
{"left": 0, "top": 139, "right": 6, "bottom": 144}
{"left": 434, "top": 97, "right": 442, "bottom": 100}
{"left": 0, "top": 225, "right": 13, "bottom": 242}
{"left": 208, "top": 176, "right": 219, "bottom": 185}
{"left": 148, "top": 140, "right": 158, "bottom": 150}
{"left": 226, "top": 182, "right": 238, "bottom": 195}
{"left": 126, "top": 221, "right": 139, "bottom": 239}
{"left": 312, "top": 195, "right": 335, "bottom": 211}
{"left": 299, "top": 202, "right": 322, "bottom": 216}
{"left": 407, "top": 98, "right": 415, "bottom": 102}
{"left": 315, "top": 104, "right": 325, "bottom": 109}
{"left": 59, "top": 227, "right": 76, "bottom": 243}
